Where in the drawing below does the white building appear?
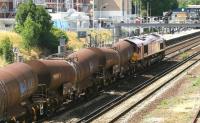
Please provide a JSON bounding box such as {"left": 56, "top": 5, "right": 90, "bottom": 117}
{"left": 94, "top": 0, "right": 132, "bottom": 19}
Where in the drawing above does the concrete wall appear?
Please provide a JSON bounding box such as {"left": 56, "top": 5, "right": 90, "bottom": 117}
{"left": 94, "top": 0, "right": 132, "bottom": 18}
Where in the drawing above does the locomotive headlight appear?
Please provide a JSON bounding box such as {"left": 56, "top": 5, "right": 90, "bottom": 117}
{"left": 131, "top": 53, "right": 139, "bottom": 62}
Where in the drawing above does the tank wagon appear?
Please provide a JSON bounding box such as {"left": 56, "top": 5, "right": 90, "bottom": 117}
{"left": 0, "top": 63, "right": 38, "bottom": 122}
{"left": 0, "top": 34, "right": 165, "bottom": 122}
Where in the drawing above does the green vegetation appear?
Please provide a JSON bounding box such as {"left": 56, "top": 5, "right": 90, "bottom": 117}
{"left": 159, "top": 99, "right": 170, "bottom": 108}
{"left": 66, "top": 29, "right": 112, "bottom": 51}
{"left": 0, "top": 37, "right": 14, "bottom": 63}
{"left": 15, "top": 0, "right": 68, "bottom": 53}
{"left": 132, "top": 0, "right": 178, "bottom": 16}
{"left": 0, "top": 31, "right": 43, "bottom": 64}
{"left": 20, "top": 15, "right": 41, "bottom": 51}
{"left": 132, "top": 0, "right": 200, "bottom": 16}
{"left": 178, "top": 0, "right": 200, "bottom": 7}
{"left": 66, "top": 31, "right": 85, "bottom": 51}
{"left": 180, "top": 52, "right": 189, "bottom": 60}
{"left": 192, "top": 78, "right": 200, "bottom": 87}
{"left": 88, "top": 29, "right": 113, "bottom": 45}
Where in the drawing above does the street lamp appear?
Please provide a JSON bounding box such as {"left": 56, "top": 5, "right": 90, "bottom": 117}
{"left": 99, "top": 3, "right": 108, "bottom": 28}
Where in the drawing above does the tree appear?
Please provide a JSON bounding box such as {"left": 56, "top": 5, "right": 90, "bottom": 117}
{"left": 15, "top": 0, "right": 52, "bottom": 32}
{"left": 15, "top": 0, "right": 37, "bottom": 31}
{"left": 132, "top": 0, "right": 178, "bottom": 16}
{"left": 144, "top": 0, "right": 178, "bottom": 16}
{"left": 15, "top": 0, "right": 68, "bottom": 53}
{"left": 21, "top": 15, "right": 41, "bottom": 51}
{"left": 34, "top": 6, "right": 52, "bottom": 33}
{"left": 179, "top": 0, "right": 200, "bottom": 7}
{"left": 0, "top": 37, "right": 14, "bottom": 63}
{"left": 42, "top": 27, "right": 68, "bottom": 53}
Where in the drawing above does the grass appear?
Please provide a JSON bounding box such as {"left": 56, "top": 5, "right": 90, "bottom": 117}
{"left": 192, "top": 77, "right": 200, "bottom": 87}
{"left": 180, "top": 52, "right": 189, "bottom": 60}
{"left": 0, "top": 31, "right": 42, "bottom": 65}
{"left": 158, "top": 98, "right": 184, "bottom": 109}
{"left": 159, "top": 77, "right": 200, "bottom": 109}
{"left": 0, "top": 31, "right": 23, "bottom": 47}
{"left": 147, "top": 76, "right": 200, "bottom": 123}
{"left": 159, "top": 99, "right": 170, "bottom": 108}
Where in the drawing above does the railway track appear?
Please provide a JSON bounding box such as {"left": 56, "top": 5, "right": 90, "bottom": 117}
{"left": 193, "top": 110, "right": 200, "bottom": 123}
{"left": 165, "top": 35, "right": 200, "bottom": 56}
{"left": 77, "top": 51, "right": 200, "bottom": 123}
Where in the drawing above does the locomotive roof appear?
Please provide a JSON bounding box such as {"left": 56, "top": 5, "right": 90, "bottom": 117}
{"left": 124, "top": 34, "right": 164, "bottom": 47}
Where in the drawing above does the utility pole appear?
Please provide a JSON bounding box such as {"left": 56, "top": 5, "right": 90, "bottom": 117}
{"left": 72, "top": 0, "right": 74, "bottom": 9}
{"left": 57, "top": 0, "right": 58, "bottom": 12}
{"left": 150, "top": 2, "right": 151, "bottom": 17}
{"left": 77, "top": 0, "right": 79, "bottom": 12}
{"left": 93, "top": 0, "right": 95, "bottom": 29}
{"left": 147, "top": 2, "right": 149, "bottom": 17}
{"left": 135, "top": 1, "right": 137, "bottom": 16}
{"left": 140, "top": 0, "right": 142, "bottom": 17}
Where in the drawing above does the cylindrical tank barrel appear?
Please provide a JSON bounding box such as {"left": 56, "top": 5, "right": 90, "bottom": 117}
{"left": 100, "top": 47, "right": 120, "bottom": 69}
{"left": 0, "top": 63, "right": 38, "bottom": 117}
{"left": 28, "top": 60, "right": 76, "bottom": 90}
{"left": 113, "top": 40, "right": 134, "bottom": 66}
{"left": 67, "top": 48, "right": 105, "bottom": 83}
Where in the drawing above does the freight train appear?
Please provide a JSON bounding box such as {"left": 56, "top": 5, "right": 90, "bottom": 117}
{"left": 0, "top": 34, "right": 165, "bottom": 122}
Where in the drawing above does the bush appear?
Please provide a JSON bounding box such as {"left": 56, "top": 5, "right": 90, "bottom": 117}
{"left": 88, "top": 29, "right": 113, "bottom": 47}
{"left": 66, "top": 31, "right": 85, "bottom": 50}
{"left": 0, "top": 37, "right": 14, "bottom": 63}
{"left": 40, "top": 27, "right": 68, "bottom": 53}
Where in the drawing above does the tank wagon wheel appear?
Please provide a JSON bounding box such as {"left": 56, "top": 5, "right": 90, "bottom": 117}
{"left": 85, "top": 88, "right": 92, "bottom": 99}
{"left": 72, "top": 91, "right": 78, "bottom": 101}
{"left": 148, "top": 61, "right": 151, "bottom": 67}
{"left": 78, "top": 89, "right": 88, "bottom": 102}
{"left": 126, "top": 67, "right": 132, "bottom": 76}
{"left": 112, "top": 77, "right": 116, "bottom": 82}
{"left": 9, "top": 117, "right": 17, "bottom": 123}
{"left": 102, "top": 78, "right": 108, "bottom": 87}
{"left": 46, "top": 108, "right": 55, "bottom": 117}
{"left": 109, "top": 77, "right": 115, "bottom": 84}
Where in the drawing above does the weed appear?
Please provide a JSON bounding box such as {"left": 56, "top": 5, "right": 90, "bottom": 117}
{"left": 192, "top": 78, "right": 200, "bottom": 87}
{"left": 180, "top": 52, "right": 189, "bottom": 60}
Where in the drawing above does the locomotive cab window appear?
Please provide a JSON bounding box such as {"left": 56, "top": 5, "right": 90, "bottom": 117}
{"left": 160, "top": 43, "right": 164, "bottom": 49}
{"left": 132, "top": 44, "right": 138, "bottom": 52}
{"left": 144, "top": 45, "right": 148, "bottom": 54}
